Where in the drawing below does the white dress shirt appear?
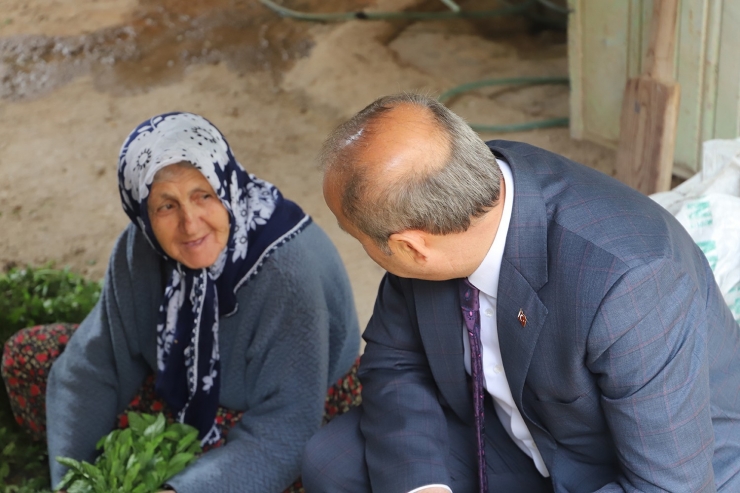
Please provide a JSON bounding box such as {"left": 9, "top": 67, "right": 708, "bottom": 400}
{"left": 410, "top": 159, "right": 548, "bottom": 493}
{"left": 463, "top": 158, "right": 549, "bottom": 478}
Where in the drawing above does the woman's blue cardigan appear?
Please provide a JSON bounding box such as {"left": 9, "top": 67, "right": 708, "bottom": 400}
{"left": 46, "top": 221, "right": 360, "bottom": 492}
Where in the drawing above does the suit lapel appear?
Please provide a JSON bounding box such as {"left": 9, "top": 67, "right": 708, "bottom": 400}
{"left": 413, "top": 278, "right": 474, "bottom": 425}
{"left": 488, "top": 142, "right": 550, "bottom": 413}
{"left": 497, "top": 259, "right": 548, "bottom": 409}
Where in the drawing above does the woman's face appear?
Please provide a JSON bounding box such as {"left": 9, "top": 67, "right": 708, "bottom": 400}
{"left": 148, "top": 164, "right": 230, "bottom": 269}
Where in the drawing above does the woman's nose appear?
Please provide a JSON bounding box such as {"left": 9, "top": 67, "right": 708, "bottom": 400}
{"left": 179, "top": 205, "right": 199, "bottom": 233}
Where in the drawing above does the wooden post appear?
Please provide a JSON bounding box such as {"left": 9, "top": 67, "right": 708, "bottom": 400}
{"left": 614, "top": 0, "right": 681, "bottom": 194}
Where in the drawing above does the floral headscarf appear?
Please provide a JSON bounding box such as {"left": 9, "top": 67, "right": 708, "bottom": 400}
{"left": 118, "top": 112, "right": 310, "bottom": 444}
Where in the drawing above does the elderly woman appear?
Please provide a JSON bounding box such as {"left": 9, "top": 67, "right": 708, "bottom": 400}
{"left": 3, "top": 112, "right": 360, "bottom": 492}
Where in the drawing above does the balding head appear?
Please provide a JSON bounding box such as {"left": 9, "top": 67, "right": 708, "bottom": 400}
{"left": 349, "top": 102, "right": 450, "bottom": 184}
{"left": 321, "top": 93, "right": 501, "bottom": 253}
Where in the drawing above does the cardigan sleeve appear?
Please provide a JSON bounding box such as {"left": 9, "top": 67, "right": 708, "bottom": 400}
{"left": 46, "top": 226, "right": 154, "bottom": 487}
{"left": 166, "top": 244, "right": 340, "bottom": 493}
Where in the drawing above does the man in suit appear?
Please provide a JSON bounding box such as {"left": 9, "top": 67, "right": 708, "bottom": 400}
{"left": 302, "top": 93, "right": 740, "bottom": 492}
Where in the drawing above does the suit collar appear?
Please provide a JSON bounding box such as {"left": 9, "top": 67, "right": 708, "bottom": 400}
{"left": 467, "top": 158, "right": 514, "bottom": 299}
{"left": 486, "top": 141, "right": 549, "bottom": 292}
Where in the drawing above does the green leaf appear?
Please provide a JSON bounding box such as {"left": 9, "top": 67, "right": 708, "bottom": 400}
{"left": 68, "top": 479, "right": 95, "bottom": 493}
{"left": 166, "top": 452, "right": 196, "bottom": 478}
{"left": 2, "top": 441, "right": 16, "bottom": 456}
{"left": 175, "top": 430, "right": 199, "bottom": 454}
{"left": 122, "top": 461, "right": 141, "bottom": 492}
{"left": 120, "top": 428, "right": 134, "bottom": 449}
{"left": 143, "top": 413, "right": 167, "bottom": 439}
{"left": 143, "top": 472, "right": 160, "bottom": 492}
{"left": 137, "top": 447, "right": 155, "bottom": 471}
{"left": 161, "top": 430, "right": 181, "bottom": 441}
{"left": 131, "top": 483, "right": 149, "bottom": 493}
{"left": 127, "top": 412, "right": 148, "bottom": 434}
{"left": 108, "top": 462, "right": 120, "bottom": 491}
{"left": 56, "top": 456, "right": 85, "bottom": 474}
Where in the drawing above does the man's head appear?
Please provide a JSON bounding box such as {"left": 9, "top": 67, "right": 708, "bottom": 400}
{"left": 321, "top": 93, "right": 503, "bottom": 280}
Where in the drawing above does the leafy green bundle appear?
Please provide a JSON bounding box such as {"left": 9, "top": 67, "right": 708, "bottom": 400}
{"left": 55, "top": 413, "right": 201, "bottom": 493}
{"left": 1, "top": 264, "right": 102, "bottom": 493}
{"left": 0, "top": 426, "right": 51, "bottom": 493}
{"left": 0, "top": 265, "right": 101, "bottom": 343}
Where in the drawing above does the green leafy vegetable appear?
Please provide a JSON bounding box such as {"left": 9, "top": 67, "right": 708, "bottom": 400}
{"left": 0, "top": 425, "right": 51, "bottom": 493}
{"left": 55, "top": 413, "right": 201, "bottom": 493}
{"left": 0, "top": 264, "right": 102, "bottom": 344}
{"left": 0, "top": 264, "right": 102, "bottom": 493}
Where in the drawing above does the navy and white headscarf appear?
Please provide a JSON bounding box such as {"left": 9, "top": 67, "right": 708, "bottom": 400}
{"left": 117, "top": 112, "right": 310, "bottom": 444}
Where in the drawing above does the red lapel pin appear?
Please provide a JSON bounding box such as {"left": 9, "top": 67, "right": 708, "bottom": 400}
{"left": 517, "top": 309, "right": 527, "bottom": 327}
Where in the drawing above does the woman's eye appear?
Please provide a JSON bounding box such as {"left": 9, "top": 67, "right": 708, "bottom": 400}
{"left": 158, "top": 203, "right": 174, "bottom": 212}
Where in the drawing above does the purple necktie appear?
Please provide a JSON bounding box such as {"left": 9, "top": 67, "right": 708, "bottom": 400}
{"left": 459, "top": 279, "right": 488, "bottom": 493}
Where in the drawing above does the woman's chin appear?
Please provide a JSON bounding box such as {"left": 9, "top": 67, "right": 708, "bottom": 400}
{"left": 176, "top": 250, "right": 220, "bottom": 270}
{"left": 171, "top": 236, "right": 225, "bottom": 269}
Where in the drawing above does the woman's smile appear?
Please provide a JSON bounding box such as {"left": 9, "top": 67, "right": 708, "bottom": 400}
{"left": 182, "top": 234, "right": 209, "bottom": 249}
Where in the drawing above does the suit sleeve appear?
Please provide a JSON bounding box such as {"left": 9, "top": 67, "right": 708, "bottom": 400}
{"left": 587, "top": 258, "right": 716, "bottom": 493}
{"left": 359, "top": 274, "right": 452, "bottom": 493}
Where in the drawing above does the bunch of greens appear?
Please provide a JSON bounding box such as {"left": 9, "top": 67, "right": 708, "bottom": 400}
{"left": 1, "top": 264, "right": 101, "bottom": 493}
{"left": 0, "top": 264, "right": 102, "bottom": 344}
{"left": 56, "top": 413, "right": 201, "bottom": 493}
{"left": 0, "top": 426, "right": 51, "bottom": 493}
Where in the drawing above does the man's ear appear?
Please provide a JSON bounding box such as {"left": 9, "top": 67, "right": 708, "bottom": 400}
{"left": 388, "top": 230, "right": 430, "bottom": 264}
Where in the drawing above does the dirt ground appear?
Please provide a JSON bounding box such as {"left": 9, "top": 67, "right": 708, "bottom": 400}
{"left": 0, "top": 0, "right": 614, "bottom": 329}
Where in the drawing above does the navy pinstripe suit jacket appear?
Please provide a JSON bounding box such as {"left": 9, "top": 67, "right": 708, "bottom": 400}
{"left": 358, "top": 141, "right": 740, "bottom": 492}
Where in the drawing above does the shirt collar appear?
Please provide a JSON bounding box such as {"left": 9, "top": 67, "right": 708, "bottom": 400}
{"left": 467, "top": 158, "right": 514, "bottom": 299}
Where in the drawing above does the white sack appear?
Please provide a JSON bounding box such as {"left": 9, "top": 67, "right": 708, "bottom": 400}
{"left": 651, "top": 138, "right": 740, "bottom": 323}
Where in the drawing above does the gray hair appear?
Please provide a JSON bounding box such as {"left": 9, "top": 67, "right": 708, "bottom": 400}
{"left": 152, "top": 161, "right": 197, "bottom": 183}
{"left": 320, "top": 93, "right": 501, "bottom": 253}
